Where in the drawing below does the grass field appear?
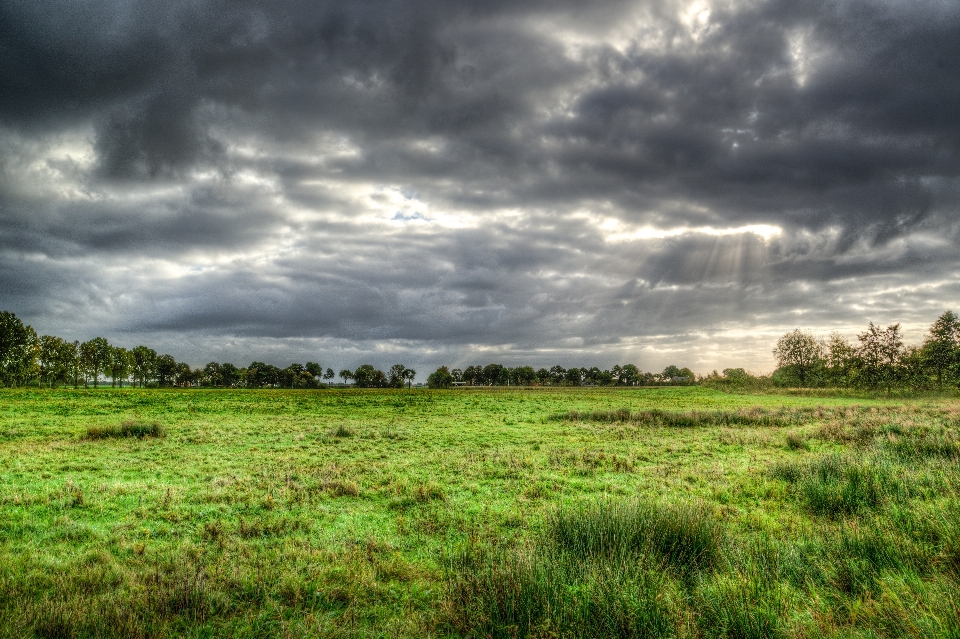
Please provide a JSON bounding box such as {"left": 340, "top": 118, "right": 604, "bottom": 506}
{"left": 1, "top": 387, "right": 959, "bottom": 638}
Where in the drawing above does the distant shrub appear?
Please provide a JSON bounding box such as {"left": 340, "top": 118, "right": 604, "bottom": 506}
{"left": 85, "top": 420, "right": 165, "bottom": 440}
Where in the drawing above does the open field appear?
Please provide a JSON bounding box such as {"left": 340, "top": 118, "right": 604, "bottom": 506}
{"left": 1, "top": 387, "right": 959, "bottom": 638}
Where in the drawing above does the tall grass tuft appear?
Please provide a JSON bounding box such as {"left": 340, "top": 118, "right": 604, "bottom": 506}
{"left": 547, "top": 499, "right": 723, "bottom": 575}
{"left": 85, "top": 420, "right": 165, "bottom": 440}
{"left": 446, "top": 544, "right": 676, "bottom": 638}
{"left": 445, "top": 498, "right": 724, "bottom": 638}
{"left": 773, "top": 454, "right": 906, "bottom": 517}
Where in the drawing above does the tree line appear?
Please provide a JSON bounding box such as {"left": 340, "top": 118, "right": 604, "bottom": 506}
{"left": 707, "top": 310, "right": 960, "bottom": 393}
{"left": 424, "top": 364, "right": 696, "bottom": 388}
{"left": 0, "top": 311, "right": 696, "bottom": 389}
{"left": 7, "top": 308, "right": 957, "bottom": 392}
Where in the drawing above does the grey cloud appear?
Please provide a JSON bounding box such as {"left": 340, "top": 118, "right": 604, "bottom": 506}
{"left": 3, "top": 0, "right": 960, "bottom": 372}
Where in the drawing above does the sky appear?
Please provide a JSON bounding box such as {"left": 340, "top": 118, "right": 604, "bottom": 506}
{"left": 2, "top": 0, "right": 959, "bottom": 376}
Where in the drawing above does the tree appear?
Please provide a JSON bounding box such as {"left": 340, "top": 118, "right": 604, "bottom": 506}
{"left": 132, "top": 346, "right": 158, "bottom": 388}
{"left": 856, "top": 322, "right": 904, "bottom": 393}
{"left": 824, "top": 333, "right": 856, "bottom": 387}
{"left": 203, "top": 362, "right": 223, "bottom": 387}
{"left": 173, "top": 362, "right": 194, "bottom": 387}
{"left": 109, "top": 346, "right": 132, "bottom": 387}
{"left": 80, "top": 337, "right": 111, "bottom": 388}
{"left": 403, "top": 368, "right": 416, "bottom": 388}
{"left": 281, "top": 363, "right": 305, "bottom": 388}
{"left": 68, "top": 341, "right": 82, "bottom": 388}
{"left": 0, "top": 311, "right": 37, "bottom": 387}
{"left": 305, "top": 362, "right": 323, "bottom": 383}
{"left": 921, "top": 310, "right": 960, "bottom": 388}
{"left": 156, "top": 354, "right": 177, "bottom": 387}
{"left": 513, "top": 365, "right": 536, "bottom": 386}
{"left": 620, "top": 364, "right": 640, "bottom": 386}
{"left": 451, "top": 368, "right": 464, "bottom": 383}
{"left": 483, "top": 364, "right": 506, "bottom": 386}
{"left": 38, "top": 335, "right": 70, "bottom": 388}
{"left": 427, "top": 366, "right": 453, "bottom": 388}
{"left": 221, "top": 363, "right": 242, "bottom": 387}
{"left": 339, "top": 369, "right": 353, "bottom": 385}
{"left": 549, "top": 366, "right": 566, "bottom": 384}
{"left": 388, "top": 364, "right": 408, "bottom": 388}
{"left": 564, "top": 367, "right": 582, "bottom": 386}
{"left": 773, "top": 329, "right": 824, "bottom": 387}
{"left": 323, "top": 368, "right": 335, "bottom": 381}
{"left": 353, "top": 364, "right": 386, "bottom": 388}
{"left": 247, "top": 363, "right": 281, "bottom": 387}
{"left": 463, "top": 366, "right": 481, "bottom": 386}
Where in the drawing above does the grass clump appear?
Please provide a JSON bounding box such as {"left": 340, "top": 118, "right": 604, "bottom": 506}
{"left": 330, "top": 423, "right": 354, "bottom": 438}
{"left": 773, "top": 454, "right": 905, "bottom": 517}
{"left": 547, "top": 499, "right": 722, "bottom": 575}
{"left": 84, "top": 420, "right": 165, "bottom": 440}
{"left": 785, "top": 432, "right": 809, "bottom": 451}
{"left": 445, "top": 498, "right": 721, "bottom": 638}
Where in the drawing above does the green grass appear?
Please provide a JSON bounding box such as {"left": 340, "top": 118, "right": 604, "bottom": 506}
{"left": 0, "top": 387, "right": 959, "bottom": 637}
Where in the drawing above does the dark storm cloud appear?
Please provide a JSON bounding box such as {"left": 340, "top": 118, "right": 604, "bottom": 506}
{"left": 2, "top": 0, "right": 960, "bottom": 372}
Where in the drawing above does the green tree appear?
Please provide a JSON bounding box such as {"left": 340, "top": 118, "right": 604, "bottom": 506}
{"left": 353, "top": 364, "right": 386, "bottom": 388}
{"left": 281, "top": 363, "right": 305, "bottom": 388}
{"left": 824, "top": 333, "right": 856, "bottom": 387}
{"left": 620, "top": 364, "right": 641, "bottom": 385}
{"left": 132, "top": 346, "right": 158, "bottom": 388}
{"left": 323, "top": 368, "right": 335, "bottom": 381}
{"left": 513, "top": 365, "right": 536, "bottom": 386}
{"left": 80, "top": 337, "right": 111, "bottom": 388}
{"left": 156, "top": 354, "right": 177, "bottom": 387}
{"left": 37, "top": 335, "right": 70, "bottom": 388}
{"left": 549, "top": 366, "right": 566, "bottom": 385}
{"left": 305, "top": 362, "right": 323, "bottom": 382}
{"left": 109, "top": 346, "right": 133, "bottom": 387}
{"left": 388, "top": 364, "right": 408, "bottom": 388}
{"left": 203, "top": 362, "right": 223, "bottom": 387}
{"left": 773, "top": 329, "right": 824, "bottom": 387}
{"left": 403, "top": 368, "right": 416, "bottom": 388}
{"left": 856, "top": 322, "right": 904, "bottom": 394}
{"left": 339, "top": 369, "right": 353, "bottom": 385}
{"left": 0, "top": 311, "right": 37, "bottom": 387}
{"left": 463, "top": 366, "right": 481, "bottom": 386}
{"left": 221, "top": 363, "right": 242, "bottom": 387}
{"left": 427, "top": 366, "right": 453, "bottom": 388}
{"left": 173, "top": 362, "right": 194, "bottom": 387}
{"left": 921, "top": 310, "right": 960, "bottom": 388}
{"left": 483, "top": 364, "right": 507, "bottom": 386}
{"left": 68, "top": 341, "right": 82, "bottom": 388}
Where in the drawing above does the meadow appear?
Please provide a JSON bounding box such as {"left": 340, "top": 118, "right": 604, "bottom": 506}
{"left": 0, "top": 387, "right": 958, "bottom": 638}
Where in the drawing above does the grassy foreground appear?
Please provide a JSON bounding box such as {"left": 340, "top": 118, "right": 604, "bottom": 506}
{"left": 1, "top": 387, "right": 958, "bottom": 637}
